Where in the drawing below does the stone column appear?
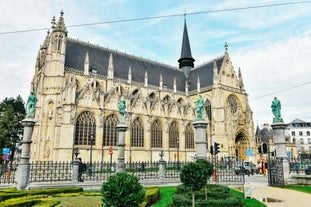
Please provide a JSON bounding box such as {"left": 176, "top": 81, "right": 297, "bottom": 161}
{"left": 158, "top": 151, "right": 166, "bottom": 183}
{"left": 16, "top": 118, "right": 36, "bottom": 190}
{"left": 72, "top": 159, "right": 79, "bottom": 184}
{"left": 193, "top": 120, "right": 208, "bottom": 160}
{"left": 271, "top": 122, "right": 290, "bottom": 180}
{"left": 116, "top": 123, "right": 128, "bottom": 172}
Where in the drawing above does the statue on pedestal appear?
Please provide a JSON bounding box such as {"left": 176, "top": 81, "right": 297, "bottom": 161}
{"left": 26, "top": 91, "right": 38, "bottom": 118}
{"left": 118, "top": 99, "right": 126, "bottom": 123}
{"left": 271, "top": 97, "right": 283, "bottom": 123}
{"left": 195, "top": 95, "right": 205, "bottom": 120}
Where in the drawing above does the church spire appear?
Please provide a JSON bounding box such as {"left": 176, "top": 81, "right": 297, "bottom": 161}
{"left": 178, "top": 19, "right": 195, "bottom": 77}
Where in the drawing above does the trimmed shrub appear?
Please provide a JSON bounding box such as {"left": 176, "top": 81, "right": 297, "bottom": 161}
{"left": 101, "top": 172, "right": 145, "bottom": 207}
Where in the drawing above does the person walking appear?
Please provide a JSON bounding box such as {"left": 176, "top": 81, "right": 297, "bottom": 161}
{"left": 78, "top": 158, "right": 86, "bottom": 182}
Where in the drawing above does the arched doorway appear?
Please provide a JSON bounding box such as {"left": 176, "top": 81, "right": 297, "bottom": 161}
{"left": 235, "top": 132, "right": 249, "bottom": 161}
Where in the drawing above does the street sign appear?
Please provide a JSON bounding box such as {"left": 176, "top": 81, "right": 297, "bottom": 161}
{"left": 247, "top": 149, "right": 253, "bottom": 156}
{"left": 2, "top": 148, "right": 10, "bottom": 154}
{"left": 108, "top": 146, "right": 113, "bottom": 155}
{"left": 286, "top": 151, "right": 291, "bottom": 158}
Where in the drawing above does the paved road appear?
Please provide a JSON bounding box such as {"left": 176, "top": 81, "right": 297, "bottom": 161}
{"left": 245, "top": 174, "right": 311, "bottom": 207}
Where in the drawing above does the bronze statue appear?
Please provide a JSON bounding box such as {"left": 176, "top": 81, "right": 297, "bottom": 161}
{"left": 118, "top": 99, "right": 126, "bottom": 123}
{"left": 271, "top": 97, "right": 283, "bottom": 122}
{"left": 195, "top": 95, "right": 205, "bottom": 120}
{"left": 26, "top": 91, "right": 38, "bottom": 118}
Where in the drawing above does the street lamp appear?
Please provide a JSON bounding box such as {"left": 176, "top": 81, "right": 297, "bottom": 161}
{"left": 74, "top": 147, "right": 80, "bottom": 160}
{"left": 89, "top": 133, "right": 94, "bottom": 175}
{"left": 177, "top": 138, "right": 180, "bottom": 171}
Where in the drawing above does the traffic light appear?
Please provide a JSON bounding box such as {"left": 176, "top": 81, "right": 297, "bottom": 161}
{"left": 258, "top": 146, "right": 262, "bottom": 154}
{"left": 210, "top": 145, "right": 214, "bottom": 155}
{"left": 262, "top": 143, "right": 268, "bottom": 154}
{"left": 214, "top": 142, "right": 220, "bottom": 155}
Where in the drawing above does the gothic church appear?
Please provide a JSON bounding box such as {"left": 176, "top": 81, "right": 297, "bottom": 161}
{"left": 30, "top": 11, "right": 255, "bottom": 162}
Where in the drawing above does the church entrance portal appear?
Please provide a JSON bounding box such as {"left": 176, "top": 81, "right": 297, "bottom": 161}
{"left": 235, "top": 133, "right": 249, "bottom": 161}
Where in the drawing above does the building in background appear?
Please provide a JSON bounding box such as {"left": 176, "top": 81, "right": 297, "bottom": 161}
{"left": 29, "top": 11, "right": 255, "bottom": 162}
{"left": 286, "top": 118, "right": 311, "bottom": 159}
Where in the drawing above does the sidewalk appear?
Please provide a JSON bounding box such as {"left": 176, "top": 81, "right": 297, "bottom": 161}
{"left": 245, "top": 175, "right": 311, "bottom": 207}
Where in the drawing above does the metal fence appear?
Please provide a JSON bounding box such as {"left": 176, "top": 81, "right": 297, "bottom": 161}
{"left": 1, "top": 159, "right": 246, "bottom": 186}
{"left": 288, "top": 158, "right": 311, "bottom": 174}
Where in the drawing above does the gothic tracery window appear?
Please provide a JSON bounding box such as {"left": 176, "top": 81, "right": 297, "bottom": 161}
{"left": 228, "top": 95, "right": 238, "bottom": 114}
{"left": 185, "top": 124, "right": 194, "bottom": 149}
{"left": 74, "top": 111, "right": 96, "bottom": 145}
{"left": 131, "top": 117, "right": 144, "bottom": 147}
{"left": 205, "top": 99, "right": 212, "bottom": 121}
{"left": 169, "top": 121, "right": 179, "bottom": 148}
{"left": 103, "top": 114, "right": 119, "bottom": 146}
{"left": 151, "top": 119, "right": 162, "bottom": 148}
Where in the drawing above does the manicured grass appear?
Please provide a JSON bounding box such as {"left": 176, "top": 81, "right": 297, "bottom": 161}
{"left": 150, "top": 186, "right": 266, "bottom": 207}
{"left": 285, "top": 185, "right": 311, "bottom": 194}
{"left": 230, "top": 189, "right": 267, "bottom": 207}
{"left": 151, "top": 186, "right": 176, "bottom": 207}
{"left": 54, "top": 195, "right": 102, "bottom": 207}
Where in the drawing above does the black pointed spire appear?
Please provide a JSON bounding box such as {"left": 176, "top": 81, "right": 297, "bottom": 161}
{"left": 178, "top": 20, "right": 195, "bottom": 69}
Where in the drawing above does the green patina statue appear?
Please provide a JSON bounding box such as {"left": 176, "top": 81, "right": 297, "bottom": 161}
{"left": 26, "top": 91, "right": 38, "bottom": 118}
{"left": 271, "top": 97, "right": 283, "bottom": 123}
{"left": 195, "top": 94, "right": 205, "bottom": 120}
{"left": 118, "top": 99, "right": 126, "bottom": 123}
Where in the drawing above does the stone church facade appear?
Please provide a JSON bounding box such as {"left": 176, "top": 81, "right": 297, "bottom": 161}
{"left": 29, "top": 11, "right": 255, "bottom": 162}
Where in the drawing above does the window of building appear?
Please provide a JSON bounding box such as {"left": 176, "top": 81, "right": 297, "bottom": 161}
{"left": 103, "top": 114, "right": 119, "bottom": 146}
{"left": 151, "top": 119, "right": 162, "bottom": 148}
{"left": 309, "top": 147, "right": 311, "bottom": 153}
{"left": 185, "top": 124, "right": 194, "bottom": 149}
{"left": 300, "top": 138, "right": 304, "bottom": 145}
{"left": 299, "top": 131, "right": 303, "bottom": 136}
{"left": 307, "top": 131, "right": 310, "bottom": 136}
{"left": 131, "top": 117, "right": 144, "bottom": 147}
{"left": 169, "top": 121, "right": 179, "bottom": 148}
{"left": 308, "top": 138, "right": 311, "bottom": 144}
{"left": 205, "top": 99, "right": 212, "bottom": 121}
{"left": 291, "top": 131, "right": 295, "bottom": 136}
{"left": 74, "top": 111, "right": 96, "bottom": 145}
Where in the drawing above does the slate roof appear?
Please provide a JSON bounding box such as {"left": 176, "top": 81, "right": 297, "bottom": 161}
{"left": 65, "top": 38, "right": 223, "bottom": 93}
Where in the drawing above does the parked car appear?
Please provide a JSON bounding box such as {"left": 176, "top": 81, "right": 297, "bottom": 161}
{"left": 234, "top": 161, "right": 257, "bottom": 175}
{"left": 305, "top": 166, "right": 311, "bottom": 175}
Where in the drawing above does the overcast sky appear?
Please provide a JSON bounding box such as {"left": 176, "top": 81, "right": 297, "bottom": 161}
{"left": 1, "top": 0, "right": 311, "bottom": 127}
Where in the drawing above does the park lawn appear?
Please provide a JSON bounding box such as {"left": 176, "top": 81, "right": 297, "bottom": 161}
{"left": 54, "top": 195, "right": 102, "bottom": 207}
{"left": 151, "top": 186, "right": 176, "bottom": 207}
{"left": 230, "top": 189, "right": 267, "bottom": 207}
{"left": 285, "top": 185, "right": 311, "bottom": 194}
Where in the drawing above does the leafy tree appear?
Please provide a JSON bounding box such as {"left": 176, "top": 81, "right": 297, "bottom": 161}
{"left": 180, "top": 160, "right": 213, "bottom": 207}
{"left": 0, "top": 96, "right": 26, "bottom": 161}
{"left": 101, "top": 172, "right": 145, "bottom": 207}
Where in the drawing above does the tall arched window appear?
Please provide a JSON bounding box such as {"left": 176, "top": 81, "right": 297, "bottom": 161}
{"left": 151, "top": 119, "right": 162, "bottom": 148}
{"left": 103, "top": 114, "right": 119, "bottom": 146}
{"left": 185, "top": 124, "right": 194, "bottom": 149}
{"left": 131, "top": 117, "right": 144, "bottom": 147}
{"left": 205, "top": 99, "right": 212, "bottom": 121}
{"left": 74, "top": 111, "right": 96, "bottom": 145}
{"left": 169, "top": 122, "right": 179, "bottom": 148}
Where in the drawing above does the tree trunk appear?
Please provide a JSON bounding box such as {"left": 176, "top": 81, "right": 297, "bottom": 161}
{"left": 192, "top": 190, "right": 195, "bottom": 207}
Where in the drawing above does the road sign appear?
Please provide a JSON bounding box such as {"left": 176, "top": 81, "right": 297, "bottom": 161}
{"left": 247, "top": 149, "right": 253, "bottom": 156}
{"left": 108, "top": 146, "right": 113, "bottom": 155}
{"left": 2, "top": 148, "right": 10, "bottom": 154}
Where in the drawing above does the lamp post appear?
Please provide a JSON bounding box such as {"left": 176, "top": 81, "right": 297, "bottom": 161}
{"left": 177, "top": 138, "right": 180, "bottom": 171}
{"left": 89, "top": 133, "right": 94, "bottom": 175}
{"left": 74, "top": 147, "right": 80, "bottom": 160}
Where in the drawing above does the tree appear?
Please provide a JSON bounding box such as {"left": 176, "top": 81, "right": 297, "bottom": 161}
{"left": 0, "top": 96, "right": 26, "bottom": 161}
{"left": 180, "top": 160, "right": 213, "bottom": 207}
{"left": 101, "top": 172, "right": 145, "bottom": 207}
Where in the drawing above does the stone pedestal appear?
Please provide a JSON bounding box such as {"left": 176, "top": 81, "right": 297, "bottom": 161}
{"left": 16, "top": 118, "right": 35, "bottom": 190}
{"left": 271, "top": 122, "right": 290, "bottom": 180}
{"left": 158, "top": 159, "right": 166, "bottom": 182}
{"left": 72, "top": 160, "right": 79, "bottom": 184}
{"left": 193, "top": 120, "right": 208, "bottom": 160}
{"left": 116, "top": 123, "right": 128, "bottom": 172}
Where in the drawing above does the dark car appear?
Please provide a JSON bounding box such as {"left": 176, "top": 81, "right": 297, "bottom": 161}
{"left": 305, "top": 166, "right": 311, "bottom": 175}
